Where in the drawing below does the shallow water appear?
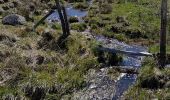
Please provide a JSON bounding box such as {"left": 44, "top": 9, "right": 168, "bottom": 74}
{"left": 48, "top": 5, "right": 147, "bottom": 100}
{"left": 94, "top": 35, "right": 147, "bottom": 99}
{"left": 47, "top": 6, "right": 87, "bottom": 22}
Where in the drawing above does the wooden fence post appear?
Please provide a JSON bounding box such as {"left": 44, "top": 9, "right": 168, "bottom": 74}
{"left": 160, "top": 0, "right": 168, "bottom": 68}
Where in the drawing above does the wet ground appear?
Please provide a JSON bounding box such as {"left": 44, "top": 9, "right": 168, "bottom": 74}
{"left": 48, "top": 5, "right": 148, "bottom": 100}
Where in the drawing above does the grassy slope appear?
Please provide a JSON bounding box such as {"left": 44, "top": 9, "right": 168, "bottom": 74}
{"left": 0, "top": 22, "right": 100, "bottom": 99}
{"left": 0, "top": 0, "right": 170, "bottom": 99}
{"left": 81, "top": 0, "right": 170, "bottom": 99}
{"left": 0, "top": 0, "right": 123, "bottom": 99}
{"left": 85, "top": 0, "right": 161, "bottom": 44}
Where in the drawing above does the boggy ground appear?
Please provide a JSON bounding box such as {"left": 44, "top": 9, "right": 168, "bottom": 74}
{"left": 123, "top": 57, "right": 170, "bottom": 99}
{"left": 84, "top": 0, "right": 162, "bottom": 45}
{"left": 82, "top": 0, "right": 170, "bottom": 99}
{"left": 0, "top": 0, "right": 170, "bottom": 100}
{"left": 0, "top": 0, "right": 123, "bottom": 100}
{"left": 0, "top": 23, "right": 121, "bottom": 99}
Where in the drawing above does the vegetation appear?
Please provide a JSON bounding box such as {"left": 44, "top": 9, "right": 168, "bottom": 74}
{"left": 124, "top": 57, "right": 170, "bottom": 99}
{"left": 0, "top": 22, "right": 100, "bottom": 99}
{"left": 0, "top": 0, "right": 170, "bottom": 99}
{"left": 71, "top": 22, "right": 87, "bottom": 32}
{"left": 85, "top": 0, "right": 161, "bottom": 43}
{"left": 0, "top": 8, "right": 121, "bottom": 99}
{"left": 69, "top": 16, "right": 79, "bottom": 23}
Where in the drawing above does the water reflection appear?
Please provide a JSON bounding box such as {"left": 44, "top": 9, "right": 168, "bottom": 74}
{"left": 47, "top": 6, "right": 87, "bottom": 22}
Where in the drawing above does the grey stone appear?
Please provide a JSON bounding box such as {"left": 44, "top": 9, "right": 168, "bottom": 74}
{"left": 2, "top": 14, "right": 26, "bottom": 25}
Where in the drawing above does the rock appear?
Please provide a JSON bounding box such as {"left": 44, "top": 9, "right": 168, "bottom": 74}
{"left": 2, "top": 14, "right": 26, "bottom": 25}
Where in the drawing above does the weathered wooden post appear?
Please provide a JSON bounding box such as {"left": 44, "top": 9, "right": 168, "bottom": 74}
{"left": 34, "top": 0, "right": 70, "bottom": 48}
{"left": 55, "top": 0, "right": 67, "bottom": 36}
{"left": 55, "top": 0, "right": 70, "bottom": 47}
{"left": 160, "top": 0, "right": 168, "bottom": 68}
{"left": 62, "top": 6, "right": 70, "bottom": 36}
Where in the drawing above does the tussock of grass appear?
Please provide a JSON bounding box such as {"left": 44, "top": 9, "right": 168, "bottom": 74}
{"left": 124, "top": 57, "right": 170, "bottom": 99}
{"left": 0, "top": 27, "right": 99, "bottom": 99}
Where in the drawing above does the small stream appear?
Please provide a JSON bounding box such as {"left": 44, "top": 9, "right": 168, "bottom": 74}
{"left": 92, "top": 35, "right": 147, "bottom": 99}
{"left": 47, "top": 5, "right": 88, "bottom": 22}
{"left": 47, "top": 5, "right": 147, "bottom": 100}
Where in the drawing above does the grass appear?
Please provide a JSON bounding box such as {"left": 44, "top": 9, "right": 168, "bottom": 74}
{"left": 86, "top": 0, "right": 161, "bottom": 44}
{"left": 71, "top": 23, "right": 87, "bottom": 32}
{"left": 149, "top": 44, "right": 170, "bottom": 54}
{"left": 0, "top": 22, "right": 100, "bottom": 99}
{"left": 56, "top": 68, "right": 85, "bottom": 90}
{"left": 1, "top": 0, "right": 169, "bottom": 99}
{"left": 73, "top": 2, "right": 89, "bottom": 10}
{"left": 124, "top": 45, "right": 170, "bottom": 99}
{"left": 0, "top": 23, "right": 123, "bottom": 99}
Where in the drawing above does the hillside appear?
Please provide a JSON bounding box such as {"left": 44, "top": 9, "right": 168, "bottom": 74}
{"left": 0, "top": 0, "right": 170, "bottom": 100}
